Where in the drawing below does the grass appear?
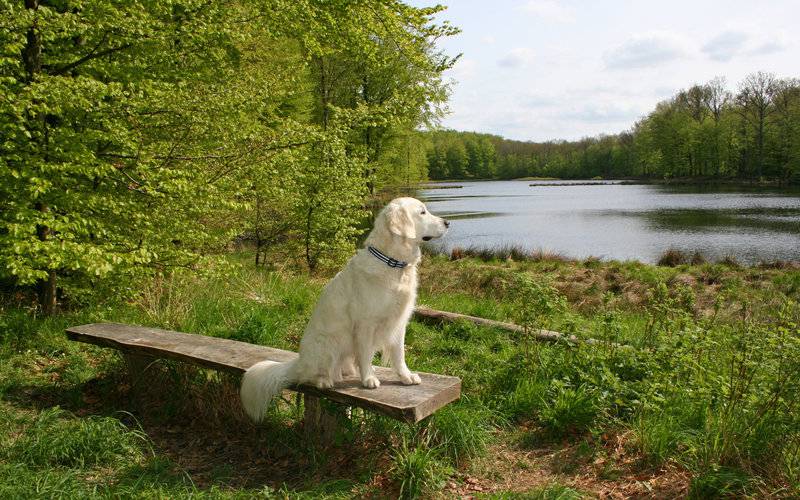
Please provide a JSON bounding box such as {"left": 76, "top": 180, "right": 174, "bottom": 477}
{"left": 482, "top": 484, "right": 584, "bottom": 499}
{"left": 390, "top": 437, "right": 452, "bottom": 499}
{"left": 1, "top": 250, "right": 799, "bottom": 497}
{"left": 5, "top": 407, "right": 147, "bottom": 468}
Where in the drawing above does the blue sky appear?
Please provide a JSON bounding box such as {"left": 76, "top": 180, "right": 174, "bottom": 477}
{"left": 411, "top": 0, "right": 799, "bottom": 141}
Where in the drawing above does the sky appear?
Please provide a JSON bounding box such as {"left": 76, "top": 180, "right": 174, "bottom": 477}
{"left": 409, "top": 0, "right": 800, "bottom": 142}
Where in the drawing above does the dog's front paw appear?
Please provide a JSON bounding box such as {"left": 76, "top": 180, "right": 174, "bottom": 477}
{"left": 400, "top": 372, "right": 422, "bottom": 385}
{"left": 361, "top": 375, "right": 381, "bottom": 389}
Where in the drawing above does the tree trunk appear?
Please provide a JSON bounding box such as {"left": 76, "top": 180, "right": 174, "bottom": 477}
{"left": 25, "top": 1, "right": 57, "bottom": 314}
{"left": 305, "top": 204, "right": 316, "bottom": 273}
{"left": 23, "top": 1, "right": 42, "bottom": 80}
{"left": 35, "top": 202, "right": 57, "bottom": 314}
{"left": 757, "top": 109, "right": 764, "bottom": 178}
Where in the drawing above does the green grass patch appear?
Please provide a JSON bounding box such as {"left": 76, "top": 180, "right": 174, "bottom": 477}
{"left": 1, "top": 252, "right": 799, "bottom": 496}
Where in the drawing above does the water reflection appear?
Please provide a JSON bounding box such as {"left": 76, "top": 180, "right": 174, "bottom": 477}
{"left": 418, "top": 181, "right": 800, "bottom": 264}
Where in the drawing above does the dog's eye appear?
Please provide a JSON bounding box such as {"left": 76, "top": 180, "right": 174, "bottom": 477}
{"left": 420, "top": 210, "right": 426, "bottom": 215}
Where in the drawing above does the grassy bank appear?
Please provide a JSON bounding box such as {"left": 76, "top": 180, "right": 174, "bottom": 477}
{"left": 1, "top": 252, "right": 799, "bottom": 498}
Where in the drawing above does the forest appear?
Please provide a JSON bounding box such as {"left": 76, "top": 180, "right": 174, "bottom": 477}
{"left": 425, "top": 74, "right": 800, "bottom": 182}
{"left": 0, "top": 0, "right": 452, "bottom": 312}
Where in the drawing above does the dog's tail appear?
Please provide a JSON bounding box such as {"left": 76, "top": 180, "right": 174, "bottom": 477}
{"left": 240, "top": 359, "right": 298, "bottom": 423}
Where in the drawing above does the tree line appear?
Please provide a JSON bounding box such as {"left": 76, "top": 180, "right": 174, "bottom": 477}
{"left": 425, "top": 73, "right": 800, "bottom": 183}
{"left": 0, "top": 0, "right": 455, "bottom": 313}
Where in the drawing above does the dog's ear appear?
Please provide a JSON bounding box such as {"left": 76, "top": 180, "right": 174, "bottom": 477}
{"left": 386, "top": 203, "right": 416, "bottom": 239}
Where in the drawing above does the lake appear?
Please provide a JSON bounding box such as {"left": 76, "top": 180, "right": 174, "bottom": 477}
{"left": 418, "top": 180, "right": 800, "bottom": 264}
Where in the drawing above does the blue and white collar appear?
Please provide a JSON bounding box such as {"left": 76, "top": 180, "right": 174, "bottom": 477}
{"left": 367, "top": 246, "right": 408, "bottom": 269}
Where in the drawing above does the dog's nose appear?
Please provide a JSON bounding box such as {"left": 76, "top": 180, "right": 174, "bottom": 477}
{"left": 444, "top": 220, "right": 450, "bottom": 228}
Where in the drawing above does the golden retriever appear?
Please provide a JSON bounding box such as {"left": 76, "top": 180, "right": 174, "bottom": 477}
{"left": 240, "top": 197, "right": 449, "bottom": 422}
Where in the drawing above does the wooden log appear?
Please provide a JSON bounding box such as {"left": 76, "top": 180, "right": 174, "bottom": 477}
{"left": 413, "top": 305, "right": 629, "bottom": 348}
{"left": 66, "top": 323, "right": 461, "bottom": 423}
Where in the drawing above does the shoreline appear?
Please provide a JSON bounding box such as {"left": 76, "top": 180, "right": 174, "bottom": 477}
{"left": 424, "top": 244, "right": 800, "bottom": 270}
{"left": 421, "top": 176, "right": 799, "bottom": 187}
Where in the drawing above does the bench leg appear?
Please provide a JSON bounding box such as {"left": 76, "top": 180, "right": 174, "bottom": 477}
{"left": 303, "top": 394, "right": 346, "bottom": 446}
{"left": 123, "top": 353, "right": 155, "bottom": 394}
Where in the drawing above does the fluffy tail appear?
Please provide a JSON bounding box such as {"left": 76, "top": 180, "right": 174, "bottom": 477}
{"left": 240, "top": 359, "right": 298, "bottom": 423}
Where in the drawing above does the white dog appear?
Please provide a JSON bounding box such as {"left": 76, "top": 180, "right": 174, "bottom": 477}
{"left": 240, "top": 197, "right": 449, "bottom": 422}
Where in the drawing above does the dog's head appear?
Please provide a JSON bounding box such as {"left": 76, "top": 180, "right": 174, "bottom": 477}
{"left": 378, "top": 197, "right": 449, "bottom": 242}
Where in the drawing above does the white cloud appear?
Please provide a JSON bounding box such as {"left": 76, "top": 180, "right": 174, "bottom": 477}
{"left": 561, "top": 103, "right": 645, "bottom": 124}
{"left": 700, "top": 30, "right": 790, "bottom": 61}
{"left": 413, "top": 0, "right": 800, "bottom": 141}
{"left": 702, "top": 30, "right": 749, "bottom": 62}
{"left": 522, "top": 0, "right": 575, "bottom": 23}
{"left": 497, "top": 47, "right": 534, "bottom": 68}
{"left": 604, "top": 32, "right": 691, "bottom": 70}
{"left": 446, "top": 57, "right": 478, "bottom": 81}
{"left": 749, "top": 36, "right": 790, "bottom": 56}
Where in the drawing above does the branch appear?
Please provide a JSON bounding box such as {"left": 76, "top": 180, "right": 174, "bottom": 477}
{"left": 50, "top": 35, "right": 132, "bottom": 76}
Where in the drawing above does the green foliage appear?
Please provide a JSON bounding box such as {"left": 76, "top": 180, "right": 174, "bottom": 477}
{"left": 485, "top": 484, "right": 584, "bottom": 500}
{"left": 427, "top": 400, "right": 496, "bottom": 465}
{"left": 5, "top": 407, "right": 147, "bottom": 468}
{"left": 389, "top": 437, "right": 451, "bottom": 500}
{"left": 688, "top": 466, "right": 752, "bottom": 499}
{"left": 537, "top": 383, "right": 599, "bottom": 438}
{"left": 0, "top": 0, "right": 457, "bottom": 309}
{"left": 1, "top": 253, "right": 799, "bottom": 495}
{"left": 424, "top": 74, "right": 800, "bottom": 182}
{"left": 505, "top": 273, "right": 567, "bottom": 335}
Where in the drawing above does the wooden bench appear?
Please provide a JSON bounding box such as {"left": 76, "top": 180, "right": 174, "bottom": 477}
{"left": 66, "top": 323, "right": 461, "bottom": 442}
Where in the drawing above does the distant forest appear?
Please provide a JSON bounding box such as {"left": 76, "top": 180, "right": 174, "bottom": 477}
{"left": 425, "top": 73, "right": 800, "bottom": 182}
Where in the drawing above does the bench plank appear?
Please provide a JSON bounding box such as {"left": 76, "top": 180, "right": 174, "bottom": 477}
{"left": 66, "top": 323, "right": 460, "bottom": 423}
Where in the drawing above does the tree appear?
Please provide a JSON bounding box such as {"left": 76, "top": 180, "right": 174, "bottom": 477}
{"left": 0, "top": 0, "right": 457, "bottom": 311}
{"left": 1, "top": 0, "right": 271, "bottom": 312}
{"left": 421, "top": 73, "right": 798, "bottom": 183}
{"left": 736, "top": 72, "right": 778, "bottom": 177}
{"left": 771, "top": 78, "right": 800, "bottom": 181}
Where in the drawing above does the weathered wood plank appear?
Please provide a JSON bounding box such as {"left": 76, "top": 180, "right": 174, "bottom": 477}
{"left": 66, "top": 323, "right": 461, "bottom": 423}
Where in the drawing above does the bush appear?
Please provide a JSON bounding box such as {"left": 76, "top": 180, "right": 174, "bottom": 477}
{"left": 537, "top": 384, "right": 599, "bottom": 437}
{"left": 657, "top": 249, "right": 687, "bottom": 267}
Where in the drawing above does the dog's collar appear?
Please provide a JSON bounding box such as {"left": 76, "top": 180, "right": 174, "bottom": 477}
{"left": 367, "top": 246, "right": 408, "bottom": 269}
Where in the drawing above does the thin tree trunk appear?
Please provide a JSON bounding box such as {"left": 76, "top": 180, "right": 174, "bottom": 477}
{"left": 305, "top": 204, "right": 315, "bottom": 273}
{"left": 25, "top": 0, "right": 57, "bottom": 314}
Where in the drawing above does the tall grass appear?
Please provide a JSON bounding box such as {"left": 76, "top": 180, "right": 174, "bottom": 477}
{"left": 389, "top": 437, "right": 451, "bottom": 500}
{"left": 432, "top": 244, "right": 570, "bottom": 263}
{"left": 1, "top": 250, "right": 799, "bottom": 496}
{"left": 6, "top": 407, "right": 148, "bottom": 468}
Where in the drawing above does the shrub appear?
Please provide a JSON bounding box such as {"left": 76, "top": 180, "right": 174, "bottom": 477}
{"left": 718, "top": 255, "right": 741, "bottom": 268}
{"left": 657, "top": 249, "right": 687, "bottom": 267}
{"left": 537, "top": 384, "right": 599, "bottom": 437}
{"left": 689, "top": 252, "right": 707, "bottom": 265}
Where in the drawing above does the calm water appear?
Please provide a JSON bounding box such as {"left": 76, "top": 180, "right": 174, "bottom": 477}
{"left": 419, "top": 180, "right": 800, "bottom": 264}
